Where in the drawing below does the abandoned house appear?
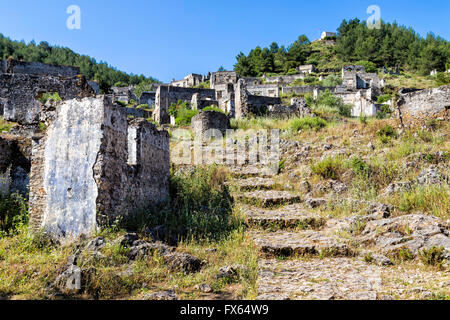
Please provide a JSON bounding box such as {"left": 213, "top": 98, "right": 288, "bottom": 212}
{"left": 171, "top": 73, "right": 206, "bottom": 88}
{"left": 0, "top": 60, "right": 170, "bottom": 238}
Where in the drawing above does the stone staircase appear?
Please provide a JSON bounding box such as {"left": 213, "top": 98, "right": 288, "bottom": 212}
{"left": 229, "top": 166, "right": 392, "bottom": 300}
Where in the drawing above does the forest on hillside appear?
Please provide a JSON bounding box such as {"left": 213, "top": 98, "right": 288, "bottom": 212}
{"left": 234, "top": 19, "right": 450, "bottom": 77}
{"left": 0, "top": 33, "right": 159, "bottom": 92}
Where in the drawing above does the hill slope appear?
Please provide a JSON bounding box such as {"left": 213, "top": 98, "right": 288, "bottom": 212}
{"left": 0, "top": 34, "right": 159, "bottom": 92}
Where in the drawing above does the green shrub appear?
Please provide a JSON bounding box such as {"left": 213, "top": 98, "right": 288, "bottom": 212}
{"left": 202, "top": 106, "right": 227, "bottom": 114}
{"left": 116, "top": 100, "right": 127, "bottom": 107}
{"left": 377, "top": 125, "right": 397, "bottom": 143}
{"left": 304, "top": 76, "right": 319, "bottom": 84}
{"left": 419, "top": 246, "right": 445, "bottom": 268}
{"left": 322, "top": 74, "right": 342, "bottom": 87}
{"left": 0, "top": 117, "right": 14, "bottom": 132}
{"left": 0, "top": 193, "right": 28, "bottom": 236}
{"left": 120, "top": 165, "right": 237, "bottom": 241}
{"left": 377, "top": 94, "right": 392, "bottom": 104}
{"left": 434, "top": 72, "right": 450, "bottom": 86}
{"left": 137, "top": 104, "right": 149, "bottom": 110}
{"left": 306, "top": 90, "right": 352, "bottom": 117}
{"left": 311, "top": 157, "right": 343, "bottom": 179}
{"left": 376, "top": 104, "right": 393, "bottom": 119}
{"left": 354, "top": 60, "right": 378, "bottom": 73}
{"left": 38, "top": 92, "right": 61, "bottom": 105}
{"left": 176, "top": 108, "right": 198, "bottom": 126}
{"left": 288, "top": 117, "right": 327, "bottom": 132}
{"left": 350, "top": 157, "right": 371, "bottom": 178}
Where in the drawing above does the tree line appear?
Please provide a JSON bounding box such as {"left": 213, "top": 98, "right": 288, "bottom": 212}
{"left": 234, "top": 19, "right": 450, "bottom": 77}
{"left": 0, "top": 33, "right": 159, "bottom": 93}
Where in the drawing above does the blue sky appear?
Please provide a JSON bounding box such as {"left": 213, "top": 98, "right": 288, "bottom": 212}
{"left": 0, "top": 0, "right": 448, "bottom": 82}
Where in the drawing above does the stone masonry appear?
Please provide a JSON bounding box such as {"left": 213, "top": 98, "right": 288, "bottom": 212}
{"left": 29, "top": 96, "right": 170, "bottom": 237}
{"left": 191, "top": 110, "right": 231, "bottom": 137}
{"left": 396, "top": 85, "right": 449, "bottom": 123}
{"left": 153, "top": 85, "right": 215, "bottom": 124}
{"left": 0, "top": 60, "right": 93, "bottom": 124}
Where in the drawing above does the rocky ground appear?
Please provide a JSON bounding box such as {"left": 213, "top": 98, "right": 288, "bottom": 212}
{"left": 228, "top": 164, "right": 449, "bottom": 300}
{"left": 225, "top": 119, "right": 450, "bottom": 300}
{"left": 0, "top": 118, "right": 448, "bottom": 300}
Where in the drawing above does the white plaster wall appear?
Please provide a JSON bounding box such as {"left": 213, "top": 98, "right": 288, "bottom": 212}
{"left": 41, "top": 98, "right": 104, "bottom": 237}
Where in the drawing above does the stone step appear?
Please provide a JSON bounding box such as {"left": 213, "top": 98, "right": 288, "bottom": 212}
{"left": 249, "top": 230, "right": 352, "bottom": 257}
{"left": 229, "top": 166, "right": 276, "bottom": 178}
{"left": 241, "top": 204, "right": 325, "bottom": 229}
{"left": 228, "top": 177, "right": 276, "bottom": 191}
{"left": 257, "top": 258, "right": 380, "bottom": 300}
{"left": 237, "top": 190, "right": 301, "bottom": 207}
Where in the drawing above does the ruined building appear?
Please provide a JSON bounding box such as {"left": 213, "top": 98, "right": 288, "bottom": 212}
{"left": 153, "top": 85, "right": 216, "bottom": 124}
{"left": 29, "top": 96, "right": 170, "bottom": 237}
{"left": 0, "top": 60, "right": 170, "bottom": 238}
{"left": 395, "top": 85, "right": 450, "bottom": 125}
{"left": 171, "top": 73, "right": 207, "bottom": 88}
{"left": 0, "top": 59, "right": 93, "bottom": 124}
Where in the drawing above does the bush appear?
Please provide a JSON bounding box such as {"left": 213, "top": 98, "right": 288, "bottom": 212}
{"left": 311, "top": 157, "right": 343, "bottom": 179}
{"left": 376, "top": 104, "right": 393, "bottom": 119}
{"left": 0, "top": 117, "right": 14, "bottom": 132}
{"left": 377, "top": 125, "right": 397, "bottom": 143}
{"left": 176, "top": 108, "right": 198, "bottom": 126}
{"left": 38, "top": 92, "right": 61, "bottom": 105}
{"left": 322, "top": 74, "right": 342, "bottom": 87}
{"left": 377, "top": 94, "right": 392, "bottom": 104}
{"left": 306, "top": 90, "right": 352, "bottom": 118}
{"left": 288, "top": 117, "right": 327, "bottom": 132}
{"left": 434, "top": 72, "right": 450, "bottom": 86}
{"left": 0, "top": 193, "right": 28, "bottom": 236}
{"left": 354, "top": 60, "right": 378, "bottom": 73}
{"left": 121, "top": 166, "right": 237, "bottom": 241}
{"left": 116, "top": 100, "right": 127, "bottom": 107}
{"left": 202, "top": 106, "right": 227, "bottom": 114}
{"left": 419, "top": 247, "right": 445, "bottom": 268}
{"left": 350, "top": 157, "right": 371, "bottom": 178}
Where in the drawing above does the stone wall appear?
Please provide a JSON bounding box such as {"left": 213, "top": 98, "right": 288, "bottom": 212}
{"left": 210, "top": 71, "right": 238, "bottom": 89}
{"left": 29, "top": 96, "right": 170, "bottom": 237}
{"left": 0, "top": 73, "right": 93, "bottom": 124}
{"left": 396, "top": 85, "right": 450, "bottom": 122}
{"left": 191, "top": 93, "right": 219, "bottom": 110}
{"left": 263, "top": 74, "right": 305, "bottom": 85}
{"left": 139, "top": 91, "right": 156, "bottom": 106}
{"left": 153, "top": 85, "right": 215, "bottom": 124}
{"left": 191, "top": 110, "right": 231, "bottom": 137}
{"left": 247, "top": 84, "right": 280, "bottom": 97}
{"left": 1, "top": 60, "right": 80, "bottom": 78}
{"left": 0, "top": 135, "right": 30, "bottom": 196}
{"left": 282, "top": 85, "right": 335, "bottom": 95}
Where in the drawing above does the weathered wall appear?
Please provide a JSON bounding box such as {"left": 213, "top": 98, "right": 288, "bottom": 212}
{"left": 153, "top": 85, "right": 215, "bottom": 124}
{"left": 247, "top": 84, "right": 280, "bottom": 97}
{"left": 0, "top": 73, "right": 93, "bottom": 124}
{"left": 210, "top": 71, "right": 238, "bottom": 89}
{"left": 191, "top": 93, "right": 219, "bottom": 110}
{"left": 0, "top": 135, "right": 30, "bottom": 196}
{"left": 282, "top": 85, "right": 335, "bottom": 95}
{"left": 139, "top": 92, "right": 156, "bottom": 106}
{"left": 29, "top": 96, "right": 170, "bottom": 237}
{"left": 397, "top": 85, "right": 450, "bottom": 122}
{"left": 1, "top": 60, "right": 80, "bottom": 78}
{"left": 263, "top": 74, "right": 304, "bottom": 85}
{"left": 191, "top": 110, "right": 231, "bottom": 136}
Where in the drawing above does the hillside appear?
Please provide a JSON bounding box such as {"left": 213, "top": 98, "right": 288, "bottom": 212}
{"left": 234, "top": 19, "right": 450, "bottom": 86}
{"left": 0, "top": 33, "right": 159, "bottom": 92}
